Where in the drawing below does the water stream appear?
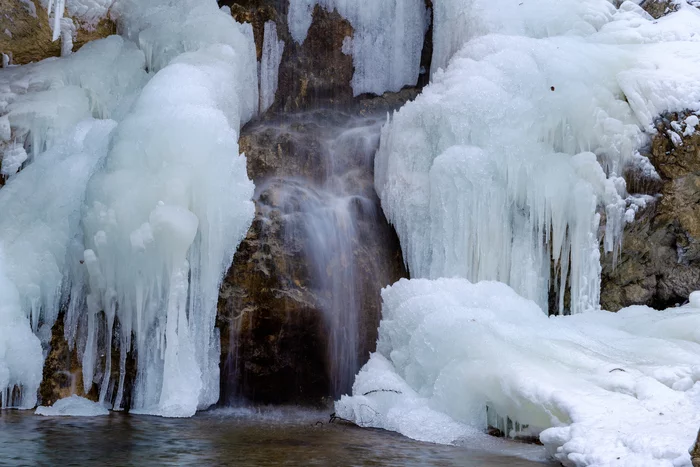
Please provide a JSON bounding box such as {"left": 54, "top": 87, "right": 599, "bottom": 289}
{"left": 224, "top": 110, "right": 402, "bottom": 401}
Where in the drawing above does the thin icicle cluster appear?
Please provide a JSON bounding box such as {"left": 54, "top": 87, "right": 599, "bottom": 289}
{"left": 0, "top": 0, "right": 258, "bottom": 415}
{"left": 259, "top": 21, "right": 284, "bottom": 114}
{"left": 0, "top": 37, "right": 146, "bottom": 408}
{"left": 288, "top": 0, "right": 428, "bottom": 96}
{"left": 375, "top": 0, "right": 700, "bottom": 314}
{"left": 73, "top": 0, "right": 257, "bottom": 417}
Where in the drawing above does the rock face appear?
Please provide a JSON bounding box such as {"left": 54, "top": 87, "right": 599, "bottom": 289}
{"left": 218, "top": 109, "right": 409, "bottom": 405}
{"left": 0, "top": 0, "right": 115, "bottom": 65}
{"left": 601, "top": 112, "right": 700, "bottom": 311}
{"left": 223, "top": 0, "right": 355, "bottom": 111}
{"left": 222, "top": 0, "right": 433, "bottom": 110}
{"left": 692, "top": 431, "right": 700, "bottom": 467}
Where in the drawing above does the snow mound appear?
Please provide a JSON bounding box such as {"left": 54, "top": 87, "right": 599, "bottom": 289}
{"left": 288, "top": 0, "right": 428, "bottom": 96}
{"left": 35, "top": 395, "right": 109, "bottom": 417}
{"left": 335, "top": 278, "right": 700, "bottom": 467}
{"left": 375, "top": 0, "right": 700, "bottom": 314}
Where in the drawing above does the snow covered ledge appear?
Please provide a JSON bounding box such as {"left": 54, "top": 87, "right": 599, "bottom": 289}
{"left": 335, "top": 278, "right": 700, "bottom": 466}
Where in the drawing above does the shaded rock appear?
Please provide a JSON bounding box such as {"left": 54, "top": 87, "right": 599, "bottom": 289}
{"left": 692, "top": 430, "right": 700, "bottom": 467}
{"left": 219, "top": 111, "right": 408, "bottom": 405}
{"left": 0, "top": 0, "right": 115, "bottom": 65}
{"left": 39, "top": 312, "right": 96, "bottom": 406}
{"left": 601, "top": 111, "right": 700, "bottom": 310}
{"left": 39, "top": 305, "right": 137, "bottom": 410}
{"left": 639, "top": 0, "right": 679, "bottom": 19}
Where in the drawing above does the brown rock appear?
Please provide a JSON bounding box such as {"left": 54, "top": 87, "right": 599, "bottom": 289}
{"left": 218, "top": 112, "right": 409, "bottom": 404}
{"left": 601, "top": 111, "right": 700, "bottom": 310}
{"left": 0, "top": 0, "right": 115, "bottom": 65}
{"left": 692, "top": 430, "right": 700, "bottom": 467}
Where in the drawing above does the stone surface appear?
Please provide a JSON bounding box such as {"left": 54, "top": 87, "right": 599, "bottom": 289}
{"left": 692, "top": 430, "right": 700, "bottom": 467}
{"left": 601, "top": 111, "right": 700, "bottom": 311}
{"left": 223, "top": 0, "right": 355, "bottom": 111}
{"left": 218, "top": 109, "right": 409, "bottom": 405}
{"left": 0, "top": 0, "right": 115, "bottom": 65}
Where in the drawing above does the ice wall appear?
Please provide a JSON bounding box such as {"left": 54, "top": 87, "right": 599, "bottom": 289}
{"left": 375, "top": 0, "right": 700, "bottom": 314}
{"left": 75, "top": 0, "right": 258, "bottom": 417}
{"left": 0, "top": 37, "right": 146, "bottom": 408}
{"left": 287, "top": 0, "right": 428, "bottom": 96}
{"left": 0, "top": 0, "right": 258, "bottom": 415}
{"left": 335, "top": 278, "right": 700, "bottom": 466}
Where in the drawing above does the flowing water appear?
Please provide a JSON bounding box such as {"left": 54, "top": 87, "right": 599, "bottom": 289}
{"left": 225, "top": 111, "right": 405, "bottom": 402}
{"left": 0, "top": 408, "right": 558, "bottom": 466}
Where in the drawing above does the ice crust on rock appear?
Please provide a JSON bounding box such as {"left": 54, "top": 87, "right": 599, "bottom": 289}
{"left": 0, "top": 35, "right": 147, "bottom": 176}
{"left": 0, "top": 0, "right": 257, "bottom": 416}
{"left": 288, "top": 0, "right": 428, "bottom": 96}
{"left": 336, "top": 278, "right": 700, "bottom": 467}
{"left": 375, "top": 0, "right": 700, "bottom": 314}
{"left": 35, "top": 395, "right": 109, "bottom": 416}
{"left": 259, "top": 21, "right": 284, "bottom": 114}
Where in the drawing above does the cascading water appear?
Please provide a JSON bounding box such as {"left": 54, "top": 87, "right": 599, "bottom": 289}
{"left": 222, "top": 110, "right": 405, "bottom": 401}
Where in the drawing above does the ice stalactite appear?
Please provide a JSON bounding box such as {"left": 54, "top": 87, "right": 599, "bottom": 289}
{"left": 287, "top": 0, "right": 428, "bottom": 96}
{"left": 259, "top": 21, "right": 284, "bottom": 114}
{"left": 375, "top": 0, "right": 700, "bottom": 314}
{"left": 73, "top": 0, "right": 258, "bottom": 417}
{"left": 0, "top": 0, "right": 258, "bottom": 415}
{"left": 0, "top": 37, "right": 146, "bottom": 408}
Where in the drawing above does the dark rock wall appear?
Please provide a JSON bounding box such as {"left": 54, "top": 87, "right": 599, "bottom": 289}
{"left": 601, "top": 112, "right": 700, "bottom": 311}
{"left": 0, "top": 0, "right": 115, "bottom": 65}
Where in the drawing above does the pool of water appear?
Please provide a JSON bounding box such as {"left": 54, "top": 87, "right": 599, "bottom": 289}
{"left": 0, "top": 407, "right": 558, "bottom": 466}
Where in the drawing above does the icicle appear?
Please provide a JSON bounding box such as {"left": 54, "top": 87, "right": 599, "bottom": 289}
{"left": 259, "top": 21, "right": 284, "bottom": 114}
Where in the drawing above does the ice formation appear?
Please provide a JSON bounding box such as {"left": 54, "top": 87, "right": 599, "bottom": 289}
{"left": 336, "top": 278, "right": 700, "bottom": 466}
{"left": 75, "top": 0, "right": 257, "bottom": 417}
{"left": 35, "top": 395, "right": 109, "bottom": 416}
{"left": 42, "top": 0, "right": 115, "bottom": 41}
{"left": 0, "top": 0, "right": 257, "bottom": 416}
{"left": 259, "top": 21, "right": 284, "bottom": 114}
{"left": 375, "top": 0, "right": 700, "bottom": 314}
{"left": 287, "top": 0, "right": 428, "bottom": 96}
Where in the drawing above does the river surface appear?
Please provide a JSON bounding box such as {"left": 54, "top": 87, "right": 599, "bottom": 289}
{"left": 0, "top": 407, "right": 558, "bottom": 466}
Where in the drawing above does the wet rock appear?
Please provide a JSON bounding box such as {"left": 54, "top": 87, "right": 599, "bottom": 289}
{"left": 601, "top": 111, "right": 700, "bottom": 310}
{"left": 0, "top": 0, "right": 115, "bottom": 65}
{"left": 222, "top": 0, "right": 355, "bottom": 111}
{"left": 639, "top": 0, "right": 679, "bottom": 19}
{"left": 39, "top": 312, "right": 96, "bottom": 406}
{"left": 40, "top": 306, "right": 137, "bottom": 410}
{"left": 219, "top": 112, "right": 408, "bottom": 405}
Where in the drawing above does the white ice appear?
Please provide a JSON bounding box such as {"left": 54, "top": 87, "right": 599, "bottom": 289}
{"left": 35, "top": 395, "right": 109, "bottom": 416}
{"left": 375, "top": 0, "right": 700, "bottom": 314}
{"left": 336, "top": 278, "right": 700, "bottom": 467}
{"left": 287, "top": 0, "right": 428, "bottom": 96}
{"left": 76, "top": 0, "right": 257, "bottom": 417}
{"left": 0, "top": 0, "right": 258, "bottom": 416}
{"left": 259, "top": 21, "right": 284, "bottom": 114}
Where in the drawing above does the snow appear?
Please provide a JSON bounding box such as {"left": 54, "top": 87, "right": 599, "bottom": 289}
{"left": 259, "top": 21, "right": 284, "bottom": 114}
{"left": 375, "top": 0, "right": 700, "bottom": 314}
{"left": 35, "top": 395, "right": 109, "bottom": 416}
{"left": 0, "top": 0, "right": 257, "bottom": 416}
{"left": 336, "top": 278, "right": 700, "bottom": 467}
{"left": 287, "top": 0, "right": 427, "bottom": 96}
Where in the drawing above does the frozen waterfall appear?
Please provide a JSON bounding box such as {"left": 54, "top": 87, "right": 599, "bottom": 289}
{"left": 0, "top": 0, "right": 258, "bottom": 416}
